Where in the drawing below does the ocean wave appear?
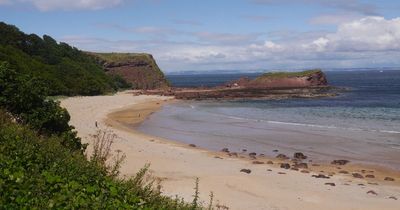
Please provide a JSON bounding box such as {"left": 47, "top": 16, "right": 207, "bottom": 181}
{"left": 212, "top": 112, "right": 400, "bottom": 134}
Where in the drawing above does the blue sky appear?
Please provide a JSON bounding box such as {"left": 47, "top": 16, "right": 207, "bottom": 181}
{"left": 1, "top": 0, "right": 400, "bottom": 72}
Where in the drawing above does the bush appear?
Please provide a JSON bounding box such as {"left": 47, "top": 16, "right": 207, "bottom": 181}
{"left": 0, "top": 62, "right": 83, "bottom": 151}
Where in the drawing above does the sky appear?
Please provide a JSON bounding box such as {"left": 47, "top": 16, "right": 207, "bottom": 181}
{"left": 1, "top": 0, "right": 400, "bottom": 72}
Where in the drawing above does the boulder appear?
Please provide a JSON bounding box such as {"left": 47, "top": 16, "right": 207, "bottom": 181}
{"left": 240, "top": 169, "right": 251, "bottom": 174}
{"left": 280, "top": 163, "right": 291, "bottom": 169}
{"left": 276, "top": 154, "right": 289, "bottom": 160}
{"left": 294, "top": 152, "right": 307, "bottom": 160}
{"left": 352, "top": 173, "right": 364, "bottom": 179}
{"left": 331, "top": 160, "right": 350, "bottom": 165}
{"left": 312, "top": 174, "right": 330, "bottom": 179}
{"left": 384, "top": 177, "right": 395, "bottom": 181}
{"left": 221, "top": 148, "right": 230, "bottom": 153}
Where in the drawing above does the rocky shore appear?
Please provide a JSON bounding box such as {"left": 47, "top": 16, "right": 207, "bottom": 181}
{"left": 143, "top": 69, "right": 341, "bottom": 100}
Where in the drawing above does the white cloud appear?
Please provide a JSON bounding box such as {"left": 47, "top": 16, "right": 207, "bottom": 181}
{"left": 309, "top": 13, "right": 362, "bottom": 25}
{"left": 62, "top": 16, "right": 400, "bottom": 71}
{"left": 18, "top": 0, "right": 124, "bottom": 11}
{"left": 311, "top": 16, "right": 400, "bottom": 52}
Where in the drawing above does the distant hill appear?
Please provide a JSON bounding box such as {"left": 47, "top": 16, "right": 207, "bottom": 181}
{"left": 0, "top": 22, "right": 129, "bottom": 96}
{"left": 89, "top": 52, "right": 170, "bottom": 89}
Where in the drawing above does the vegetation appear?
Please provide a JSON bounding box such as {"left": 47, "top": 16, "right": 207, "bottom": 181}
{"left": 257, "top": 69, "right": 322, "bottom": 80}
{"left": 0, "top": 62, "right": 206, "bottom": 209}
{"left": 0, "top": 22, "right": 130, "bottom": 96}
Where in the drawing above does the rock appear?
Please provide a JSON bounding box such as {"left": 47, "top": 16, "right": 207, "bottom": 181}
{"left": 358, "top": 184, "right": 365, "bottom": 186}
{"left": 331, "top": 160, "right": 350, "bottom": 165}
{"left": 252, "top": 161, "right": 264, "bottom": 164}
{"left": 276, "top": 154, "right": 289, "bottom": 160}
{"left": 293, "top": 163, "right": 308, "bottom": 169}
{"left": 367, "top": 190, "right": 378, "bottom": 195}
{"left": 249, "top": 152, "right": 257, "bottom": 156}
{"left": 280, "top": 163, "right": 291, "bottom": 169}
{"left": 352, "top": 173, "right": 364, "bottom": 179}
{"left": 267, "top": 169, "right": 273, "bottom": 172}
{"left": 278, "top": 172, "right": 286, "bottom": 175}
{"left": 267, "top": 161, "right": 274, "bottom": 165}
{"left": 229, "top": 152, "right": 238, "bottom": 157}
{"left": 273, "top": 149, "right": 279, "bottom": 152}
{"left": 294, "top": 152, "right": 307, "bottom": 160}
{"left": 242, "top": 149, "right": 247, "bottom": 152}
{"left": 388, "top": 196, "right": 397, "bottom": 200}
{"left": 301, "top": 170, "right": 310, "bottom": 173}
{"left": 325, "top": 183, "right": 336, "bottom": 186}
{"left": 221, "top": 148, "right": 230, "bottom": 153}
{"left": 384, "top": 177, "right": 395, "bottom": 181}
{"left": 312, "top": 164, "right": 320, "bottom": 166}
{"left": 368, "top": 182, "right": 378, "bottom": 185}
{"left": 291, "top": 167, "right": 299, "bottom": 171}
{"left": 312, "top": 174, "right": 330, "bottom": 179}
{"left": 188, "top": 144, "right": 196, "bottom": 147}
{"left": 214, "top": 156, "right": 223, "bottom": 159}
{"left": 339, "top": 170, "right": 349, "bottom": 174}
{"left": 365, "top": 174, "right": 375, "bottom": 178}
{"left": 240, "top": 169, "right": 251, "bottom": 174}
{"left": 258, "top": 153, "right": 265, "bottom": 157}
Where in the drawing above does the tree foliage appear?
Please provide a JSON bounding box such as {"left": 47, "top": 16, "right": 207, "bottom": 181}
{"left": 0, "top": 22, "right": 130, "bottom": 96}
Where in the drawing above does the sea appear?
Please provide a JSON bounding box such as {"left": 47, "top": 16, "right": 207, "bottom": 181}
{"left": 137, "top": 70, "right": 400, "bottom": 169}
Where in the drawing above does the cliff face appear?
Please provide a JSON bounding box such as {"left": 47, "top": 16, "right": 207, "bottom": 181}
{"left": 89, "top": 52, "right": 170, "bottom": 90}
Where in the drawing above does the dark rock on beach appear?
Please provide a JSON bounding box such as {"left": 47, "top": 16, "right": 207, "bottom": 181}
{"left": 384, "top": 177, "right": 395, "bottom": 181}
{"left": 240, "top": 169, "right": 251, "bottom": 174}
{"left": 267, "top": 161, "right": 274, "bottom": 165}
{"left": 325, "top": 183, "right": 336, "bottom": 187}
{"left": 352, "top": 173, "right": 364, "bottom": 179}
{"left": 276, "top": 154, "right": 289, "bottom": 160}
{"left": 294, "top": 152, "right": 307, "bottom": 160}
{"left": 252, "top": 161, "right": 264, "bottom": 164}
{"left": 280, "top": 163, "right": 291, "bottom": 169}
{"left": 188, "top": 144, "right": 196, "bottom": 147}
{"left": 331, "top": 160, "right": 350, "bottom": 165}
{"left": 312, "top": 174, "right": 330, "bottom": 179}
{"left": 365, "top": 174, "right": 375, "bottom": 178}
{"left": 367, "top": 190, "right": 378, "bottom": 195}
{"left": 221, "top": 148, "right": 230, "bottom": 153}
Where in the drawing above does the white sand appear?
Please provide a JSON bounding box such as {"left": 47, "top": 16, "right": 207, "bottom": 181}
{"left": 61, "top": 92, "right": 400, "bottom": 210}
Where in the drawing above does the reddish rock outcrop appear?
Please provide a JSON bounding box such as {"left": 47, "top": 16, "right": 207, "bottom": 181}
{"left": 89, "top": 52, "right": 170, "bottom": 90}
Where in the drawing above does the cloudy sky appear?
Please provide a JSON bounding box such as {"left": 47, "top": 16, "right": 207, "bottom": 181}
{"left": 1, "top": 0, "right": 400, "bottom": 72}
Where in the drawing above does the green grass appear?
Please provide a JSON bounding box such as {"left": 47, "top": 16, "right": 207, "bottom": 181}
{"left": 257, "top": 69, "right": 322, "bottom": 79}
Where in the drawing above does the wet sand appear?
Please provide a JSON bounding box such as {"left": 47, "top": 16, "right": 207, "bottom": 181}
{"left": 61, "top": 92, "right": 400, "bottom": 210}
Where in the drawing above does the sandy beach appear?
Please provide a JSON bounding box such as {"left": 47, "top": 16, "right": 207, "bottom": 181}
{"left": 61, "top": 91, "right": 400, "bottom": 210}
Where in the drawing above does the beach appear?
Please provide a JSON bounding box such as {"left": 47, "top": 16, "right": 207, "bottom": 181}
{"left": 61, "top": 91, "right": 400, "bottom": 210}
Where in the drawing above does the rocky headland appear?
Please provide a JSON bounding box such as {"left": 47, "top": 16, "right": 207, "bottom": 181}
{"left": 89, "top": 52, "right": 170, "bottom": 89}
{"left": 145, "top": 69, "right": 338, "bottom": 100}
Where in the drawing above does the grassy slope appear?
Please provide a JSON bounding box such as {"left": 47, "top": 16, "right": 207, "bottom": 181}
{"left": 0, "top": 110, "right": 199, "bottom": 209}
{"left": 256, "top": 69, "right": 322, "bottom": 80}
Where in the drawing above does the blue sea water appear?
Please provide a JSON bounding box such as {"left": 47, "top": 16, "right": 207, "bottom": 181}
{"left": 138, "top": 70, "right": 400, "bottom": 168}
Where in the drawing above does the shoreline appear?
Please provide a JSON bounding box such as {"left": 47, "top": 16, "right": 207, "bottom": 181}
{"left": 108, "top": 98, "right": 400, "bottom": 186}
{"left": 61, "top": 92, "right": 400, "bottom": 210}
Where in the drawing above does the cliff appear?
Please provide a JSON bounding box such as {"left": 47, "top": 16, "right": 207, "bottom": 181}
{"left": 89, "top": 52, "right": 170, "bottom": 90}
